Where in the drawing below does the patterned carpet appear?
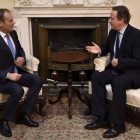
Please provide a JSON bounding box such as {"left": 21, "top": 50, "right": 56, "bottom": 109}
{"left": 0, "top": 96, "right": 140, "bottom": 140}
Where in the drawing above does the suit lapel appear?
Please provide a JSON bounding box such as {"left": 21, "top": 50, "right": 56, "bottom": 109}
{"left": 110, "top": 31, "right": 117, "bottom": 59}
{"left": 0, "top": 34, "right": 13, "bottom": 59}
{"left": 120, "top": 24, "right": 131, "bottom": 51}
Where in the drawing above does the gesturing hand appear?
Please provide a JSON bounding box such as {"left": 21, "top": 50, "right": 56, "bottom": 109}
{"left": 7, "top": 73, "right": 22, "bottom": 81}
{"left": 15, "top": 57, "right": 25, "bottom": 67}
{"left": 86, "top": 42, "right": 101, "bottom": 54}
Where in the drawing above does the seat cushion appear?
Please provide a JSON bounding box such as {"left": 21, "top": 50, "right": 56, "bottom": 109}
{"left": 106, "top": 85, "right": 140, "bottom": 108}
{"left": 0, "top": 87, "right": 42, "bottom": 103}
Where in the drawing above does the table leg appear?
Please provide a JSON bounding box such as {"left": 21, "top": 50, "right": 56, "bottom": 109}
{"left": 72, "top": 87, "right": 86, "bottom": 103}
{"left": 48, "top": 88, "right": 67, "bottom": 104}
{"left": 48, "top": 63, "right": 87, "bottom": 119}
{"left": 67, "top": 63, "right": 73, "bottom": 119}
{"left": 68, "top": 87, "right": 72, "bottom": 119}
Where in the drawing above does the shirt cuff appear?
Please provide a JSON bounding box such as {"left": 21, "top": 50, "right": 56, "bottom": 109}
{"left": 97, "top": 50, "right": 102, "bottom": 57}
{"left": 6, "top": 72, "right": 9, "bottom": 79}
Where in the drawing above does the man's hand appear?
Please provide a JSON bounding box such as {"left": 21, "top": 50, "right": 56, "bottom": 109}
{"left": 111, "top": 58, "right": 118, "bottom": 67}
{"left": 7, "top": 73, "right": 22, "bottom": 81}
{"left": 86, "top": 42, "right": 101, "bottom": 54}
{"left": 15, "top": 57, "right": 25, "bottom": 67}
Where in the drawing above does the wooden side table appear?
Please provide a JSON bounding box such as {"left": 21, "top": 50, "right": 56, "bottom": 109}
{"left": 48, "top": 51, "right": 88, "bottom": 119}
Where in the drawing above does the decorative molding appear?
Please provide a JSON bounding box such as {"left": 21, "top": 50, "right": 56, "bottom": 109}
{"left": 30, "top": 0, "right": 51, "bottom": 6}
{"left": 106, "top": 0, "right": 117, "bottom": 5}
{"left": 18, "top": 0, "right": 31, "bottom": 6}
{"left": 86, "top": 0, "right": 107, "bottom": 5}
{"left": 15, "top": 0, "right": 52, "bottom": 6}
{"left": 53, "top": 0, "right": 84, "bottom": 6}
{"left": 86, "top": 0, "right": 117, "bottom": 5}
{"left": 13, "top": 7, "right": 113, "bottom": 18}
{"left": 15, "top": 0, "right": 123, "bottom": 7}
{"left": 85, "top": 0, "right": 123, "bottom": 6}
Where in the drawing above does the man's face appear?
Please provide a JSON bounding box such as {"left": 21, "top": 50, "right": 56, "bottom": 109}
{"left": 0, "top": 11, "right": 15, "bottom": 34}
{"left": 108, "top": 10, "right": 123, "bottom": 30}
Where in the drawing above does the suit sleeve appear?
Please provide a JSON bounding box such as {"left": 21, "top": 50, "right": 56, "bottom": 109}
{"left": 0, "top": 70, "right": 8, "bottom": 84}
{"left": 100, "top": 30, "right": 112, "bottom": 56}
{"left": 14, "top": 30, "right": 26, "bottom": 64}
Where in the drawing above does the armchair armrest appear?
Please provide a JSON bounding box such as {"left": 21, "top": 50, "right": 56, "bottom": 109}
{"left": 20, "top": 55, "right": 40, "bottom": 74}
{"left": 94, "top": 53, "right": 110, "bottom": 72}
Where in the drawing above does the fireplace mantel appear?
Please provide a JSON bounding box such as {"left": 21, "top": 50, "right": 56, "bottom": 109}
{"left": 13, "top": 0, "right": 123, "bottom": 55}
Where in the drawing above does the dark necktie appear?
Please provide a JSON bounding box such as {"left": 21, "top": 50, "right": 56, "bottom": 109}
{"left": 112, "top": 32, "right": 120, "bottom": 75}
{"left": 114, "top": 31, "right": 120, "bottom": 58}
{"left": 5, "top": 34, "right": 18, "bottom": 73}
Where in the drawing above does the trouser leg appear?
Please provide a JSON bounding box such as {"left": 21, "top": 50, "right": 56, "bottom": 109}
{"left": 0, "top": 82, "right": 24, "bottom": 121}
{"left": 16, "top": 73, "right": 43, "bottom": 113}
{"left": 91, "top": 69, "right": 116, "bottom": 117}
{"left": 110, "top": 73, "right": 133, "bottom": 125}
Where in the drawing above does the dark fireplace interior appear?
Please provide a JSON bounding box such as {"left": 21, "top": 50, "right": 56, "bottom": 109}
{"left": 49, "top": 29, "right": 93, "bottom": 50}
{"left": 31, "top": 17, "right": 108, "bottom": 82}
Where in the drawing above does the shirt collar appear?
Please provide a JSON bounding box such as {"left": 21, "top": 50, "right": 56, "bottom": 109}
{"left": 0, "top": 31, "right": 7, "bottom": 38}
{"left": 119, "top": 25, "right": 128, "bottom": 35}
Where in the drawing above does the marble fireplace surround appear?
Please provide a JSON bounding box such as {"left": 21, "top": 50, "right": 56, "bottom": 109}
{"left": 13, "top": 0, "right": 123, "bottom": 55}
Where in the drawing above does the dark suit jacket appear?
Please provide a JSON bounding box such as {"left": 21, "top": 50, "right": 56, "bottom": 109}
{"left": 0, "top": 30, "right": 26, "bottom": 84}
{"left": 100, "top": 24, "right": 140, "bottom": 88}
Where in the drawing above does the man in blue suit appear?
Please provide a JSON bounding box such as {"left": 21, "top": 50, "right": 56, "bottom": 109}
{"left": 0, "top": 9, "right": 43, "bottom": 137}
{"left": 85, "top": 6, "right": 140, "bottom": 138}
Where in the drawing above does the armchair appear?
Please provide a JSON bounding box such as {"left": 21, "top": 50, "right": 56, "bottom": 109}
{"left": 0, "top": 55, "right": 47, "bottom": 116}
{"left": 86, "top": 54, "right": 140, "bottom": 114}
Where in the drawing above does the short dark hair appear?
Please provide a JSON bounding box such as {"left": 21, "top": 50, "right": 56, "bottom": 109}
{"left": 0, "top": 8, "right": 10, "bottom": 22}
{"left": 112, "top": 5, "right": 131, "bottom": 24}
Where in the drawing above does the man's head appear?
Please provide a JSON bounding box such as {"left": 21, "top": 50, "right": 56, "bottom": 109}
{"left": 109, "top": 6, "right": 131, "bottom": 31}
{"left": 0, "top": 9, "right": 15, "bottom": 34}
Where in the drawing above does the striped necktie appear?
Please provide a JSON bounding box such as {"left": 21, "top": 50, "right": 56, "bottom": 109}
{"left": 5, "top": 34, "right": 18, "bottom": 73}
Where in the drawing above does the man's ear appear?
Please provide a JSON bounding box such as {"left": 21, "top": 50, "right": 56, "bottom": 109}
{"left": 0, "top": 21, "right": 3, "bottom": 27}
{"left": 120, "top": 18, "right": 124, "bottom": 23}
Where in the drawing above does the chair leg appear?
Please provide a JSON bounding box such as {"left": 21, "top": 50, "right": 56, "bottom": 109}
{"left": 38, "top": 96, "right": 47, "bottom": 117}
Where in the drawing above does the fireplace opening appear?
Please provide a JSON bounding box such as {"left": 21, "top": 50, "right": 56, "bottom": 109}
{"left": 49, "top": 28, "right": 93, "bottom": 63}
{"left": 49, "top": 29, "right": 93, "bottom": 48}
{"left": 31, "top": 17, "right": 108, "bottom": 82}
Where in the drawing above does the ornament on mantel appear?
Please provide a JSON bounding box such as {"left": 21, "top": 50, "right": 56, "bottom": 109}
{"left": 86, "top": 0, "right": 117, "bottom": 5}
{"left": 30, "top": 0, "right": 51, "bottom": 6}
{"left": 19, "top": 0, "right": 30, "bottom": 6}
{"left": 107, "top": 0, "right": 117, "bottom": 4}
{"left": 18, "top": 0, "right": 51, "bottom": 6}
{"left": 53, "top": 0, "right": 83, "bottom": 5}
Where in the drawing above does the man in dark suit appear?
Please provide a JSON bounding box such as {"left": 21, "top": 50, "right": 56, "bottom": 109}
{"left": 85, "top": 6, "right": 140, "bottom": 138}
{"left": 0, "top": 9, "right": 43, "bottom": 137}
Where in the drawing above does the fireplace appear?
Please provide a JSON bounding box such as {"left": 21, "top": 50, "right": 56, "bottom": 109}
{"left": 13, "top": 0, "right": 124, "bottom": 81}
{"left": 31, "top": 17, "right": 108, "bottom": 81}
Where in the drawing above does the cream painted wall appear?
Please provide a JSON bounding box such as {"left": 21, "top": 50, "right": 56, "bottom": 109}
{"left": 124, "top": 0, "right": 140, "bottom": 29}
{"left": 0, "top": 0, "right": 14, "bottom": 10}
{"left": 0, "top": 0, "right": 140, "bottom": 29}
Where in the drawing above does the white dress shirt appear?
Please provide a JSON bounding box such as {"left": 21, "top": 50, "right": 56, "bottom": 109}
{"left": 113, "top": 25, "right": 128, "bottom": 55}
